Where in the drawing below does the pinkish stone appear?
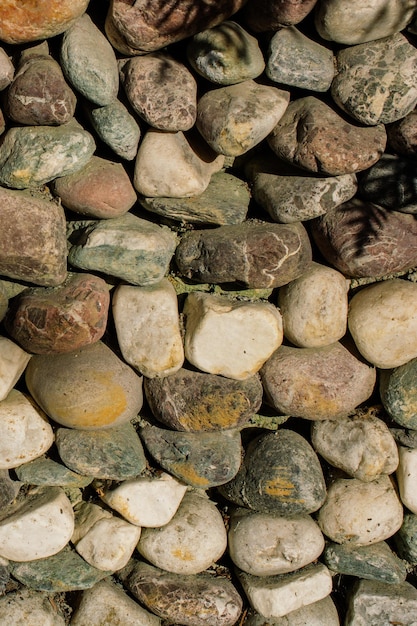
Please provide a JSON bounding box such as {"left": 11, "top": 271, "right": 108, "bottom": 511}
{"left": 243, "top": 0, "right": 318, "bottom": 31}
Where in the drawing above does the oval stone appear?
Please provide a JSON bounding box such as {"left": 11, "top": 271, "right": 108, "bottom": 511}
{"left": 380, "top": 358, "right": 417, "bottom": 429}
{"left": 87, "top": 99, "right": 141, "bottom": 161}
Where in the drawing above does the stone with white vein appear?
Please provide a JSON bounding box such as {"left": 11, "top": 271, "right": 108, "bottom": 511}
{"left": 0, "top": 336, "right": 31, "bottom": 401}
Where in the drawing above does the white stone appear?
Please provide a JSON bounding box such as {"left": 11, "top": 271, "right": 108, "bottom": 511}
{"left": 0, "top": 47, "right": 14, "bottom": 91}
{"left": 278, "top": 263, "right": 349, "bottom": 348}
{"left": 70, "top": 579, "right": 161, "bottom": 626}
{"left": 183, "top": 292, "right": 283, "bottom": 380}
{"left": 228, "top": 510, "right": 325, "bottom": 576}
{"left": 0, "top": 486, "right": 74, "bottom": 561}
{"left": 0, "top": 388, "right": 54, "bottom": 469}
{"left": 134, "top": 129, "right": 224, "bottom": 197}
{"left": 245, "top": 596, "right": 340, "bottom": 626}
{"left": 72, "top": 501, "right": 113, "bottom": 545}
{"left": 345, "top": 579, "right": 417, "bottom": 626}
{"left": 238, "top": 563, "right": 333, "bottom": 619}
{"left": 348, "top": 279, "right": 417, "bottom": 369}
{"left": 113, "top": 279, "right": 184, "bottom": 378}
{"left": 0, "top": 336, "right": 31, "bottom": 401}
{"left": 317, "top": 475, "right": 403, "bottom": 546}
{"left": 100, "top": 471, "right": 187, "bottom": 527}
{"left": 0, "top": 588, "right": 65, "bottom": 626}
{"left": 137, "top": 490, "right": 227, "bottom": 575}
{"left": 396, "top": 446, "right": 417, "bottom": 515}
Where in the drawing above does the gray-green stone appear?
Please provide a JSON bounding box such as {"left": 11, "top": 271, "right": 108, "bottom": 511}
{"left": 0, "top": 469, "right": 20, "bottom": 508}
{"left": 358, "top": 154, "right": 417, "bottom": 214}
{"left": 390, "top": 428, "right": 417, "bottom": 448}
{"left": 380, "top": 358, "right": 417, "bottom": 429}
{"left": 88, "top": 99, "right": 141, "bottom": 161}
{"left": 345, "top": 579, "right": 417, "bottom": 626}
{"left": 15, "top": 456, "right": 93, "bottom": 488}
{"left": 394, "top": 512, "right": 417, "bottom": 564}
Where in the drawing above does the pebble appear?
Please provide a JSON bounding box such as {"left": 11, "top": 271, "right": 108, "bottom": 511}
{"left": 15, "top": 456, "right": 92, "bottom": 488}
{"left": 87, "top": 99, "right": 141, "bottom": 161}
{"left": 0, "top": 47, "right": 14, "bottom": 90}
{"left": 358, "top": 153, "right": 417, "bottom": 214}
{"left": 243, "top": 596, "right": 340, "bottom": 625}
{"left": 345, "top": 579, "right": 417, "bottom": 626}
{"left": 71, "top": 501, "right": 112, "bottom": 545}
{"left": 387, "top": 108, "right": 417, "bottom": 158}
{"left": 395, "top": 512, "right": 417, "bottom": 565}
{"left": 396, "top": 446, "right": 417, "bottom": 514}
{"left": 380, "top": 357, "right": 417, "bottom": 428}
{"left": 243, "top": 0, "right": 318, "bottom": 31}
{"left": 0, "top": 468, "right": 20, "bottom": 508}
{"left": 0, "top": 588, "right": 66, "bottom": 626}
{"left": 0, "top": 336, "right": 31, "bottom": 401}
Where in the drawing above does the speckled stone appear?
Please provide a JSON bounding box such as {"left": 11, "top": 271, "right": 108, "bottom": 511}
{"left": 87, "top": 99, "right": 141, "bottom": 161}
{"left": 358, "top": 154, "right": 417, "bottom": 214}
{"left": 345, "top": 579, "right": 417, "bottom": 626}
{"left": 380, "top": 358, "right": 417, "bottom": 429}
{"left": 15, "top": 456, "right": 93, "bottom": 488}
{"left": 0, "top": 588, "right": 65, "bottom": 626}
{"left": 394, "top": 512, "right": 417, "bottom": 565}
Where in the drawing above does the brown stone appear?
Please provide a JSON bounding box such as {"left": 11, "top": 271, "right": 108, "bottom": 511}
{"left": 387, "top": 109, "right": 417, "bottom": 158}
{"left": 243, "top": 0, "right": 318, "bottom": 31}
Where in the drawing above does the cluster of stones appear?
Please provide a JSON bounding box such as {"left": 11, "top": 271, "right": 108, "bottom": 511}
{"left": 1, "top": 0, "right": 417, "bottom": 624}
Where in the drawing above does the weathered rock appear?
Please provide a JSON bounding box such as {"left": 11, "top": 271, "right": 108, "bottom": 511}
{"left": 243, "top": 596, "right": 340, "bottom": 626}
{"left": 358, "top": 153, "right": 417, "bottom": 214}
{"left": 387, "top": 108, "right": 417, "bottom": 158}
{"left": 0, "top": 47, "right": 14, "bottom": 90}
{"left": 345, "top": 579, "right": 417, "bottom": 626}
{"left": 87, "top": 99, "right": 141, "bottom": 161}
{"left": 0, "top": 336, "right": 31, "bottom": 401}
{"left": 15, "top": 456, "right": 92, "bottom": 488}
{"left": 243, "top": 0, "right": 318, "bottom": 30}
{"left": 0, "top": 588, "right": 65, "bottom": 626}
{"left": 390, "top": 427, "right": 417, "bottom": 449}
{"left": 0, "top": 469, "right": 20, "bottom": 509}
{"left": 380, "top": 358, "right": 417, "bottom": 429}
{"left": 71, "top": 501, "right": 112, "bottom": 545}
{"left": 394, "top": 512, "right": 417, "bottom": 565}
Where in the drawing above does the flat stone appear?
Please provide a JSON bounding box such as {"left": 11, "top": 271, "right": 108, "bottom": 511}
{"left": 68, "top": 212, "right": 177, "bottom": 286}
{"left": 144, "top": 367, "right": 263, "bottom": 431}
{"left": 219, "top": 429, "right": 326, "bottom": 515}
{"left": 345, "top": 579, "right": 417, "bottom": 626}
{"left": 387, "top": 108, "right": 417, "bottom": 158}
{"left": 243, "top": 596, "right": 340, "bottom": 625}
{"left": 242, "top": 0, "right": 318, "bottom": 31}
{"left": 196, "top": 80, "right": 290, "bottom": 156}
{"left": 55, "top": 422, "right": 146, "bottom": 480}
{"left": 396, "top": 446, "right": 417, "bottom": 514}
{"left": 358, "top": 154, "right": 417, "bottom": 214}
{"left": 0, "top": 588, "right": 65, "bottom": 626}
{"left": 176, "top": 221, "right": 312, "bottom": 289}
{"left": 394, "top": 512, "right": 417, "bottom": 565}
{"left": 0, "top": 336, "right": 31, "bottom": 401}
{"left": 183, "top": 292, "right": 283, "bottom": 380}
{"left": 380, "top": 358, "right": 417, "bottom": 429}
{"left": 15, "top": 456, "right": 92, "bottom": 488}
{"left": 25, "top": 341, "right": 144, "bottom": 430}
{"left": 87, "top": 99, "right": 141, "bottom": 161}
{"left": 0, "top": 47, "right": 14, "bottom": 90}
{"left": 268, "top": 96, "right": 387, "bottom": 175}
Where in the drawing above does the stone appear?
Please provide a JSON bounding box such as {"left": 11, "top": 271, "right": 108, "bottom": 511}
{"left": 144, "top": 367, "right": 263, "bottom": 431}
{"left": 380, "top": 358, "right": 417, "bottom": 429}
{"left": 243, "top": 596, "right": 340, "bottom": 625}
{"left": 0, "top": 121, "right": 95, "bottom": 189}
{"left": 390, "top": 427, "right": 417, "bottom": 449}
{"left": 60, "top": 13, "right": 119, "bottom": 106}
{"left": 52, "top": 156, "right": 137, "bottom": 219}
{"left": 5, "top": 272, "right": 110, "bottom": 354}
{"left": 0, "top": 288, "right": 7, "bottom": 323}
{"left": 120, "top": 53, "right": 197, "bottom": 131}
{"left": 71, "top": 502, "right": 112, "bottom": 545}
{"left": 0, "top": 486, "right": 74, "bottom": 561}
{"left": 348, "top": 279, "right": 417, "bottom": 368}
{"left": 187, "top": 21, "right": 265, "bottom": 85}
{"left": 139, "top": 170, "right": 250, "bottom": 226}
{"left": 55, "top": 422, "right": 147, "bottom": 480}
{"left": 100, "top": 472, "right": 187, "bottom": 527}
{"left": 140, "top": 425, "right": 242, "bottom": 488}
{"left": 0, "top": 469, "right": 21, "bottom": 509}
{"left": 25, "top": 341, "right": 144, "bottom": 430}
{"left": 176, "top": 221, "right": 312, "bottom": 289}
{"left": 323, "top": 540, "right": 407, "bottom": 584}
{"left": 278, "top": 263, "right": 349, "bottom": 348}
{"left": 317, "top": 475, "right": 403, "bottom": 546}
{"left": 387, "top": 108, "right": 417, "bottom": 158}
{"left": 196, "top": 80, "right": 290, "bottom": 156}
{"left": 237, "top": 562, "right": 333, "bottom": 620}
{"left": 311, "top": 200, "right": 417, "bottom": 278}
{"left": 261, "top": 342, "right": 376, "bottom": 420}
{"left": 0, "top": 47, "right": 14, "bottom": 91}
{"left": 345, "top": 579, "right": 417, "bottom": 626}
{"left": 122, "top": 560, "right": 243, "bottom": 626}
{"left": 331, "top": 33, "right": 417, "bottom": 126}
{"left": 358, "top": 153, "right": 417, "bottom": 214}
{"left": 394, "top": 512, "right": 417, "bottom": 564}
{"left": 137, "top": 490, "right": 227, "bottom": 574}
{"left": 266, "top": 27, "right": 334, "bottom": 92}
{"left": 0, "top": 336, "right": 31, "bottom": 401}
{"left": 15, "top": 456, "right": 93, "bottom": 488}
{"left": 219, "top": 429, "right": 326, "bottom": 515}
{"left": 183, "top": 292, "right": 283, "bottom": 380}
{"left": 0, "top": 187, "right": 67, "bottom": 287}
{"left": 68, "top": 213, "right": 177, "bottom": 286}
{"left": 0, "top": 588, "right": 65, "bottom": 626}
{"left": 133, "top": 129, "right": 224, "bottom": 197}
{"left": 228, "top": 509, "right": 324, "bottom": 576}
{"left": 396, "top": 446, "right": 417, "bottom": 514}
{"left": 112, "top": 279, "right": 184, "bottom": 378}
{"left": 242, "top": 0, "right": 318, "bottom": 31}
{"left": 268, "top": 96, "right": 386, "bottom": 175}
{"left": 87, "top": 99, "right": 141, "bottom": 161}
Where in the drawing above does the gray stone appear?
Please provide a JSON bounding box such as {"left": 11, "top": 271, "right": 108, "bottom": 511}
{"left": 345, "top": 579, "right": 417, "bottom": 626}
{"left": 0, "top": 588, "right": 65, "bottom": 626}
{"left": 394, "top": 512, "right": 417, "bottom": 565}
{"left": 380, "top": 358, "right": 417, "bottom": 429}
{"left": 390, "top": 428, "right": 417, "bottom": 448}
{"left": 358, "top": 154, "right": 417, "bottom": 214}
{"left": 15, "top": 457, "right": 93, "bottom": 488}
{"left": 0, "top": 469, "right": 21, "bottom": 509}
{"left": 87, "top": 99, "right": 141, "bottom": 161}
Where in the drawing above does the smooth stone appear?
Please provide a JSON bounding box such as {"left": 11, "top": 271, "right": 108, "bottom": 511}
{"left": 358, "top": 154, "right": 417, "bottom": 214}
{"left": 68, "top": 212, "right": 177, "bottom": 286}
{"left": 121, "top": 560, "right": 243, "bottom": 626}
{"left": 139, "top": 170, "right": 250, "bottom": 225}
{"left": 120, "top": 53, "right": 197, "bottom": 131}
{"left": 137, "top": 490, "right": 227, "bottom": 574}
{"left": 187, "top": 21, "right": 265, "bottom": 85}
{"left": 219, "top": 429, "right": 326, "bottom": 515}
{"left": 0, "top": 469, "right": 21, "bottom": 509}
{"left": 242, "top": 0, "right": 318, "bottom": 31}
{"left": 266, "top": 26, "right": 334, "bottom": 92}
{"left": 380, "top": 358, "right": 417, "bottom": 429}
{"left": 183, "top": 292, "right": 283, "bottom": 380}
{"left": 0, "top": 122, "right": 95, "bottom": 189}
{"left": 345, "top": 579, "right": 417, "bottom": 626}
{"left": 87, "top": 99, "right": 141, "bottom": 160}
{"left": 72, "top": 501, "right": 112, "bottom": 545}
{"left": 100, "top": 472, "right": 187, "bottom": 527}
{"left": 15, "top": 456, "right": 93, "bottom": 488}
{"left": 348, "top": 279, "right": 417, "bottom": 368}
{"left": 140, "top": 425, "right": 242, "bottom": 488}
{"left": 113, "top": 279, "right": 184, "bottom": 378}
{"left": 278, "top": 263, "right": 348, "bottom": 348}
{"left": 5, "top": 272, "right": 110, "bottom": 354}
{"left": 331, "top": 33, "right": 417, "bottom": 126}
{"left": 387, "top": 109, "right": 417, "bottom": 158}
{"left": 134, "top": 129, "right": 224, "bottom": 197}
{"left": 317, "top": 475, "right": 403, "bottom": 546}
{"left": 396, "top": 446, "right": 417, "bottom": 514}
{"left": 311, "top": 413, "right": 398, "bottom": 481}
{"left": 394, "top": 512, "right": 417, "bottom": 564}
{"left": 10, "top": 545, "right": 110, "bottom": 591}
{"left": 144, "top": 367, "right": 263, "bottom": 431}
{"left": 0, "top": 486, "right": 74, "bottom": 561}
{"left": 55, "top": 422, "right": 146, "bottom": 480}
{"left": 0, "top": 336, "right": 31, "bottom": 401}
{"left": 0, "top": 588, "right": 65, "bottom": 626}
{"left": 60, "top": 13, "right": 118, "bottom": 106}
{"left": 0, "top": 47, "right": 14, "bottom": 90}
{"left": 70, "top": 579, "right": 161, "bottom": 626}
{"left": 228, "top": 509, "right": 325, "bottom": 576}
{"left": 323, "top": 540, "right": 407, "bottom": 584}
{"left": 25, "top": 341, "right": 144, "bottom": 430}
{"left": 0, "top": 187, "right": 67, "bottom": 286}
{"left": 176, "top": 221, "right": 312, "bottom": 289}
{"left": 196, "top": 80, "right": 290, "bottom": 156}
{"left": 52, "top": 156, "right": 137, "bottom": 218}
{"left": 268, "top": 96, "right": 386, "bottom": 175}
{"left": 237, "top": 562, "right": 332, "bottom": 620}
{"left": 311, "top": 200, "right": 417, "bottom": 278}
{"left": 243, "top": 596, "right": 340, "bottom": 625}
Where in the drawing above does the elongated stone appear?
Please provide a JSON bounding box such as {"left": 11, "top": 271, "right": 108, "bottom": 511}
{"left": 345, "top": 579, "right": 417, "bottom": 626}
{"left": 396, "top": 446, "right": 417, "bottom": 514}
{"left": 380, "top": 357, "right": 417, "bottom": 429}
{"left": 15, "top": 456, "right": 92, "bottom": 488}
{"left": 87, "top": 99, "right": 141, "bottom": 161}
{"left": 0, "top": 336, "right": 31, "bottom": 401}
{"left": 243, "top": 596, "right": 340, "bottom": 625}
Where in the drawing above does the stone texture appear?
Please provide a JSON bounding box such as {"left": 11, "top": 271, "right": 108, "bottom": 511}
{"left": 345, "top": 579, "right": 417, "bottom": 626}
{"left": 243, "top": 596, "right": 340, "bottom": 625}
{"left": 0, "top": 47, "right": 14, "bottom": 91}
{"left": 380, "top": 357, "right": 417, "bottom": 429}
{"left": 243, "top": 0, "right": 318, "bottom": 30}
{"left": 0, "top": 588, "right": 65, "bottom": 626}
{"left": 87, "top": 99, "right": 141, "bottom": 161}
{"left": 0, "top": 469, "right": 21, "bottom": 509}
{"left": 15, "top": 456, "right": 93, "bottom": 488}
{"left": 395, "top": 512, "right": 417, "bottom": 565}
{"left": 358, "top": 153, "right": 417, "bottom": 214}
{"left": 396, "top": 446, "right": 417, "bottom": 514}
{"left": 0, "top": 336, "right": 31, "bottom": 401}
{"left": 387, "top": 108, "right": 417, "bottom": 158}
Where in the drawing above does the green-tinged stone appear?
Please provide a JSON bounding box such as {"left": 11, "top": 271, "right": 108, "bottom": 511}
{"left": 15, "top": 456, "right": 93, "bottom": 488}
{"left": 10, "top": 546, "right": 111, "bottom": 591}
{"left": 88, "top": 100, "right": 141, "bottom": 161}
{"left": 323, "top": 540, "right": 407, "bottom": 583}
{"left": 0, "top": 469, "right": 20, "bottom": 508}
{"left": 380, "top": 358, "right": 417, "bottom": 429}
{"left": 394, "top": 512, "right": 417, "bottom": 565}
